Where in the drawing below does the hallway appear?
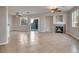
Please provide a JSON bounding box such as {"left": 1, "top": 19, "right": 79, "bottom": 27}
{"left": 0, "top": 31, "right": 79, "bottom": 53}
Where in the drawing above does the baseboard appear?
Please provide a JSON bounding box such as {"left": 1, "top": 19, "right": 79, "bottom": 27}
{"left": 0, "top": 41, "right": 8, "bottom": 45}
{"left": 66, "top": 32, "right": 79, "bottom": 40}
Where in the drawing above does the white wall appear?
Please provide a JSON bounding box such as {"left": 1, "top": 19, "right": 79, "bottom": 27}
{"left": 8, "top": 15, "right": 12, "bottom": 37}
{"left": 8, "top": 15, "right": 12, "bottom": 27}
{"left": 0, "top": 6, "right": 8, "bottom": 44}
{"left": 66, "top": 6, "right": 79, "bottom": 40}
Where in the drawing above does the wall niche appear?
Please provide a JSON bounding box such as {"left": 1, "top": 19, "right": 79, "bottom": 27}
{"left": 56, "top": 15, "right": 63, "bottom": 23}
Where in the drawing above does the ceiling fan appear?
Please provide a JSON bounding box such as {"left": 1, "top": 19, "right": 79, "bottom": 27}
{"left": 15, "top": 12, "right": 22, "bottom": 17}
{"left": 49, "top": 6, "right": 61, "bottom": 13}
{"left": 14, "top": 11, "right": 30, "bottom": 17}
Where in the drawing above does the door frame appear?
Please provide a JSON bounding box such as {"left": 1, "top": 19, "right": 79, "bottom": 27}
{"left": 30, "top": 18, "right": 40, "bottom": 32}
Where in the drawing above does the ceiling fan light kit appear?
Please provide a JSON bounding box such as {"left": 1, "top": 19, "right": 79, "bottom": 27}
{"left": 15, "top": 12, "right": 22, "bottom": 18}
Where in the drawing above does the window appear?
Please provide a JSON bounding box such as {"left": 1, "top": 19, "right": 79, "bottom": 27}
{"left": 72, "top": 9, "right": 79, "bottom": 27}
{"left": 20, "top": 16, "right": 28, "bottom": 25}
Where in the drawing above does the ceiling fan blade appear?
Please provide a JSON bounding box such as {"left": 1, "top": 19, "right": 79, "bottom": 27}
{"left": 57, "top": 9, "right": 61, "bottom": 12}
{"left": 55, "top": 8, "right": 58, "bottom": 11}
{"left": 48, "top": 7, "right": 62, "bottom": 13}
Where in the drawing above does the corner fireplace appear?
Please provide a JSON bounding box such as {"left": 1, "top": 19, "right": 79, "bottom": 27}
{"left": 55, "top": 24, "right": 65, "bottom": 33}
{"left": 56, "top": 26, "right": 63, "bottom": 33}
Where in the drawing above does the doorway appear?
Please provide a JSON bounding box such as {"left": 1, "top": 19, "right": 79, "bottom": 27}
{"left": 30, "top": 18, "right": 40, "bottom": 31}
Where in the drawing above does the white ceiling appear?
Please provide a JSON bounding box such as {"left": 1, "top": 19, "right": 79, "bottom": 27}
{"left": 8, "top": 6, "right": 74, "bottom": 15}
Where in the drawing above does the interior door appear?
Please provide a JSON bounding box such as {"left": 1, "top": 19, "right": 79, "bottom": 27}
{"left": 46, "top": 16, "right": 53, "bottom": 32}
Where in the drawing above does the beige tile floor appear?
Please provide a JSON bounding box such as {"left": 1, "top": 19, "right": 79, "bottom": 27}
{"left": 0, "top": 31, "right": 79, "bottom": 53}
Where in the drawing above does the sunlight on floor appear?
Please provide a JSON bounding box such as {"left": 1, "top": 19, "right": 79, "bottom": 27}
{"left": 19, "top": 32, "right": 28, "bottom": 45}
{"left": 71, "top": 45, "right": 78, "bottom": 53}
{"left": 30, "top": 31, "right": 38, "bottom": 45}
{"left": 19, "top": 31, "right": 38, "bottom": 45}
